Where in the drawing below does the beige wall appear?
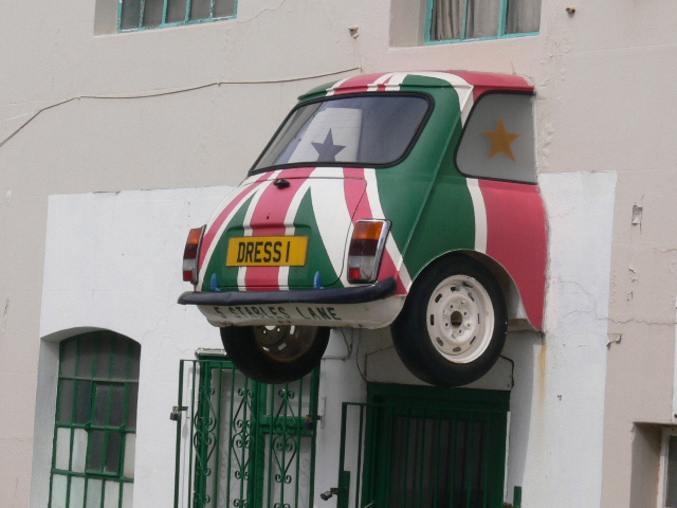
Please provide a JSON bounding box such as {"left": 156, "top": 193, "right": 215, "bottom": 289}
{"left": 2, "top": 0, "right": 677, "bottom": 506}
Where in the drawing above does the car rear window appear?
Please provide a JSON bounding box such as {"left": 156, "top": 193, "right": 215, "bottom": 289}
{"left": 252, "top": 94, "right": 430, "bottom": 171}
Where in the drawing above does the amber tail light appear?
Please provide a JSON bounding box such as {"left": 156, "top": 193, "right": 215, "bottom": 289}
{"left": 183, "top": 226, "right": 205, "bottom": 285}
{"left": 347, "top": 219, "right": 390, "bottom": 283}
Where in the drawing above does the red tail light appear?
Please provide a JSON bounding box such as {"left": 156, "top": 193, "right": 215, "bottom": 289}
{"left": 183, "top": 226, "right": 205, "bottom": 285}
{"left": 347, "top": 220, "right": 390, "bottom": 283}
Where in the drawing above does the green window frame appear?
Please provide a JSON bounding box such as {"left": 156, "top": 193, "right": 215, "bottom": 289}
{"left": 49, "top": 331, "right": 140, "bottom": 508}
{"left": 427, "top": 0, "right": 541, "bottom": 43}
{"left": 119, "top": 0, "right": 237, "bottom": 31}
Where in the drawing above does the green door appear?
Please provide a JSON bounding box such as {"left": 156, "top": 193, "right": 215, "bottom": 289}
{"left": 174, "top": 353, "right": 320, "bottom": 508}
{"left": 340, "top": 383, "right": 510, "bottom": 508}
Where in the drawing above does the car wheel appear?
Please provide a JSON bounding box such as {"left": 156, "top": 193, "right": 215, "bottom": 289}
{"left": 391, "top": 257, "right": 508, "bottom": 386}
{"left": 220, "top": 325, "right": 330, "bottom": 384}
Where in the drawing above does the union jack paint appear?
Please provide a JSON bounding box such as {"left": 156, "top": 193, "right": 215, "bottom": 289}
{"left": 180, "top": 71, "right": 547, "bottom": 331}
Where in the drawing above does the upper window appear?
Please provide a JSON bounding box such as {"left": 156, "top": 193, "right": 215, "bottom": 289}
{"left": 252, "top": 95, "right": 430, "bottom": 172}
{"left": 119, "top": 0, "right": 236, "bottom": 31}
{"left": 428, "top": 0, "right": 541, "bottom": 42}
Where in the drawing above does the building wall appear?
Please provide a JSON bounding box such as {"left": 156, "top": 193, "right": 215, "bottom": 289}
{"left": 35, "top": 174, "right": 614, "bottom": 508}
{"left": 1, "top": 0, "right": 677, "bottom": 507}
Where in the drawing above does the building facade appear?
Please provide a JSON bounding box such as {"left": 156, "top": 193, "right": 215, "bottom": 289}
{"left": 1, "top": 1, "right": 676, "bottom": 507}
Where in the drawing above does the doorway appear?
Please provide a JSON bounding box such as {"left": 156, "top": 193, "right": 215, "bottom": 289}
{"left": 339, "top": 383, "right": 509, "bottom": 508}
{"left": 174, "top": 353, "right": 320, "bottom": 508}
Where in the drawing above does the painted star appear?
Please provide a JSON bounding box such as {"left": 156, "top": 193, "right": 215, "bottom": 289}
{"left": 483, "top": 118, "right": 520, "bottom": 162}
{"left": 311, "top": 130, "right": 345, "bottom": 162}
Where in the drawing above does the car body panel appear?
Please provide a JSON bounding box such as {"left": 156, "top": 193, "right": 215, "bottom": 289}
{"left": 181, "top": 71, "right": 548, "bottom": 331}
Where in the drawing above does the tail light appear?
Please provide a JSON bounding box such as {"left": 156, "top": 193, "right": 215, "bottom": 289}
{"left": 183, "top": 226, "right": 205, "bottom": 285}
{"left": 347, "top": 219, "right": 390, "bottom": 283}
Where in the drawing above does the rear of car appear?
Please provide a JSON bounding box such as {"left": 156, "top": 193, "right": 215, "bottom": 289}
{"left": 179, "top": 71, "right": 547, "bottom": 386}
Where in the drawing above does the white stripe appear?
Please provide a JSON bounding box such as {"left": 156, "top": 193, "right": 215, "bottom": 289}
{"left": 301, "top": 167, "right": 345, "bottom": 179}
{"left": 383, "top": 72, "right": 408, "bottom": 90}
{"left": 384, "top": 71, "right": 475, "bottom": 123}
{"left": 367, "top": 73, "right": 396, "bottom": 92}
{"left": 198, "top": 171, "right": 281, "bottom": 285}
{"left": 278, "top": 177, "right": 314, "bottom": 288}
{"left": 326, "top": 73, "right": 475, "bottom": 124}
{"left": 236, "top": 176, "right": 278, "bottom": 288}
{"left": 467, "top": 178, "right": 488, "bottom": 253}
{"left": 326, "top": 77, "right": 350, "bottom": 96}
{"left": 363, "top": 169, "right": 412, "bottom": 290}
{"left": 312, "top": 174, "right": 355, "bottom": 286}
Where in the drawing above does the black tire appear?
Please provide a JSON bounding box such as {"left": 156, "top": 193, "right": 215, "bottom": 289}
{"left": 391, "top": 256, "right": 508, "bottom": 386}
{"left": 220, "top": 325, "right": 330, "bottom": 384}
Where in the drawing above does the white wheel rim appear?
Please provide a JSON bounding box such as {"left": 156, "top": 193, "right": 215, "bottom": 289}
{"left": 253, "top": 325, "right": 317, "bottom": 363}
{"left": 425, "top": 274, "right": 495, "bottom": 364}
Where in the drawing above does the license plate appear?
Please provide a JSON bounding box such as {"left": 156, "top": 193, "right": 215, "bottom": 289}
{"left": 226, "top": 236, "right": 309, "bottom": 267}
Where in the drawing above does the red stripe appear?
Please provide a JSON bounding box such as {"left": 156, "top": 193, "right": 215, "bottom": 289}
{"left": 450, "top": 71, "right": 533, "bottom": 100}
{"left": 199, "top": 173, "right": 271, "bottom": 266}
{"left": 331, "top": 74, "right": 390, "bottom": 95}
{"left": 244, "top": 168, "right": 315, "bottom": 290}
{"left": 480, "top": 180, "right": 547, "bottom": 329}
{"left": 346, "top": 169, "right": 407, "bottom": 295}
{"left": 343, "top": 167, "right": 366, "bottom": 212}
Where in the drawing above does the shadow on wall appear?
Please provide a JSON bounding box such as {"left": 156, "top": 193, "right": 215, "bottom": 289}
{"left": 630, "top": 423, "right": 662, "bottom": 507}
{"left": 500, "top": 330, "right": 541, "bottom": 495}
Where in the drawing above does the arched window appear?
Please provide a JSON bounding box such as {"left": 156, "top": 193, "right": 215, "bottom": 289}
{"left": 49, "top": 331, "right": 140, "bottom": 508}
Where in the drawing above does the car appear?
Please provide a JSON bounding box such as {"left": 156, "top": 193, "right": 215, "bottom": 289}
{"left": 179, "top": 71, "right": 548, "bottom": 386}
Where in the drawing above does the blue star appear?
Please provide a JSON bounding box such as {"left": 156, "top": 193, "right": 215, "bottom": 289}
{"left": 311, "top": 130, "right": 345, "bottom": 162}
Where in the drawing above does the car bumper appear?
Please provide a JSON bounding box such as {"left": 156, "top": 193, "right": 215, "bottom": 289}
{"left": 178, "top": 277, "right": 403, "bottom": 328}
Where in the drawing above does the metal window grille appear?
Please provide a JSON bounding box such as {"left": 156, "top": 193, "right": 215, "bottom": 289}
{"left": 119, "top": 0, "right": 237, "bottom": 31}
{"left": 49, "top": 331, "right": 140, "bottom": 508}
{"left": 173, "top": 354, "right": 320, "bottom": 508}
{"left": 337, "top": 384, "right": 517, "bottom": 508}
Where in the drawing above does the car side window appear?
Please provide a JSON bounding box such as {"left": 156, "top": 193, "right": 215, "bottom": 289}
{"left": 456, "top": 93, "right": 536, "bottom": 184}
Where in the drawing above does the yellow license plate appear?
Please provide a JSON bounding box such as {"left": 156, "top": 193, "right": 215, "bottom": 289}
{"left": 226, "top": 236, "right": 309, "bottom": 267}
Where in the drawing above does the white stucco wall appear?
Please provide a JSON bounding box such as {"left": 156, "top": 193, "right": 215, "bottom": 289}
{"left": 34, "top": 168, "right": 616, "bottom": 507}
{"left": 34, "top": 187, "right": 230, "bottom": 507}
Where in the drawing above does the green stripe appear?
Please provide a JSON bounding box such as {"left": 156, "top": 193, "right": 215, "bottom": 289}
{"left": 376, "top": 81, "right": 475, "bottom": 281}
{"left": 288, "top": 190, "right": 341, "bottom": 289}
{"left": 201, "top": 193, "right": 255, "bottom": 291}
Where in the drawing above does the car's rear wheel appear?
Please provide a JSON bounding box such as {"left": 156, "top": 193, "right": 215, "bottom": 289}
{"left": 220, "top": 325, "right": 330, "bottom": 384}
{"left": 391, "top": 257, "right": 507, "bottom": 386}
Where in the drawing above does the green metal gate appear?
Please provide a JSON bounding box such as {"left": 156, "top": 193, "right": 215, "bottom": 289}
{"left": 337, "top": 384, "right": 522, "bottom": 508}
{"left": 173, "top": 351, "right": 320, "bottom": 508}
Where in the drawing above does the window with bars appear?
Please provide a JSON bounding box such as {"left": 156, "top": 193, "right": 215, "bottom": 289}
{"left": 339, "top": 384, "right": 510, "bottom": 508}
{"left": 428, "top": 0, "right": 541, "bottom": 42}
{"left": 173, "top": 353, "right": 321, "bottom": 508}
{"left": 49, "top": 331, "right": 140, "bottom": 508}
{"left": 119, "top": 0, "right": 237, "bottom": 31}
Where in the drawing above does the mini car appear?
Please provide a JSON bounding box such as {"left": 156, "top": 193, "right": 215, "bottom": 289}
{"left": 179, "top": 71, "right": 548, "bottom": 386}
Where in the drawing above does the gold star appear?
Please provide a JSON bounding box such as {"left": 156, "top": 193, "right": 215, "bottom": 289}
{"left": 483, "top": 118, "right": 520, "bottom": 162}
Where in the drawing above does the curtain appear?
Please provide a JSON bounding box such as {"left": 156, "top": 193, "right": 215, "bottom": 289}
{"left": 506, "top": 0, "right": 542, "bottom": 34}
{"left": 466, "top": 0, "right": 500, "bottom": 39}
{"left": 430, "top": 0, "right": 464, "bottom": 40}
{"left": 430, "top": 0, "right": 540, "bottom": 40}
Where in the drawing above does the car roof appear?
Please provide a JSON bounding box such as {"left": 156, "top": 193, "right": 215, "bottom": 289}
{"left": 300, "top": 71, "right": 534, "bottom": 101}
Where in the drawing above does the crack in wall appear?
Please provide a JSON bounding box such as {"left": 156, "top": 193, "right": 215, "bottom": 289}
{"left": 1, "top": 298, "right": 8, "bottom": 336}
